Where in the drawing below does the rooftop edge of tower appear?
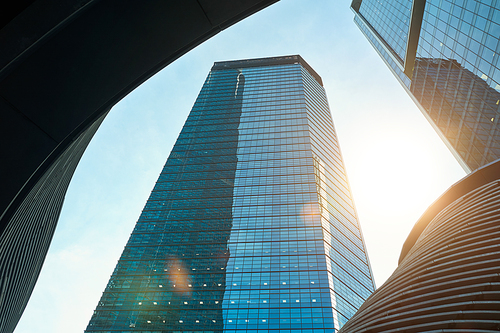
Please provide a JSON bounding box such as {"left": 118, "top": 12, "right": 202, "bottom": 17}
{"left": 212, "top": 55, "right": 323, "bottom": 86}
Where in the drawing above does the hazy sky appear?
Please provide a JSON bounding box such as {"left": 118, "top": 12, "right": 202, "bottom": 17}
{"left": 15, "top": 1, "right": 465, "bottom": 332}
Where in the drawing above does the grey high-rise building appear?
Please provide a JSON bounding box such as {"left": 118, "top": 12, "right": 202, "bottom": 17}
{"left": 85, "top": 55, "right": 375, "bottom": 332}
{"left": 351, "top": 0, "right": 500, "bottom": 172}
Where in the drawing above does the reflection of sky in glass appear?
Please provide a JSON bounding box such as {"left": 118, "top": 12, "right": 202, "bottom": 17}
{"left": 417, "top": 0, "right": 500, "bottom": 91}
{"left": 359, "top": 0, "right": 412, "bottom": 62}
{"left": 85, "top": 68, "right": 243, "bottom": 331}
{"left": 412, "top": 0, "right": 500, "bottom": 170}
{"left": 354, "top": 0, "right": 500, "bottom": 172}
{"left": 353, "top": 15, "right": 411, "bottom": 88}
{"left": 225, "top": 63, "right": 333, "bottom": 330}
{"left": 303, "top": 65, "right": 375, "bottom": 325}
{"left": 223, "top": 62, "right": 374, "bottom": 331}
{"left": 86, "top": 59, "right": 375, "bottom": 332}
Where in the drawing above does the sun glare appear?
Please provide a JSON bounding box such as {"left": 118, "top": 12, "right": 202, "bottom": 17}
{"left": 348, "top": 133, "right": 438, "bottom": 218}
{"left": 344, "top": 130, "right": 448, "bottom": 286}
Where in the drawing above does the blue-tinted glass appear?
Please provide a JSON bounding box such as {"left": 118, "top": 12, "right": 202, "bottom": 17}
{"left": 359, "top": 0, "right": 412, "bottom": 62}
{"left": 85, "top": 57, "right": 375, "bottom": 332}
{"left": 411, "top": 0, "right": 500, "bottom": 170}
{"left": 353, "top": 15, "right": 411, "bottom": 87}
{"left": 354, "top": 0, "right": 500, "bottom": 172}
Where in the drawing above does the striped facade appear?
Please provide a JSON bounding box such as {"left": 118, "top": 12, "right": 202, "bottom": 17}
{"left": 0, "top": 114, "right": 106, "bottom": 333}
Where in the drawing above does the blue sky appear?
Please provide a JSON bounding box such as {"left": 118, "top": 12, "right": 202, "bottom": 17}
{"left": 15, "top": 1, "right": 465, "bottom": 332}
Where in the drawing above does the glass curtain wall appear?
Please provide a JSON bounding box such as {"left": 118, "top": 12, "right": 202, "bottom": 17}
{"left": 85, "top": 56, "right": 374, "bottom": 333}
{"left": 353, "top": 0, "right": 500, "bottom": 172}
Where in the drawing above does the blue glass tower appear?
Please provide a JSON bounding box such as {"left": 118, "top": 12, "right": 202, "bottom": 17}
{"left": 351, "top": 0, "right": 500, "bottom": 172}
{"left": 85, "top": 55, "right": 375, "bottom": 332}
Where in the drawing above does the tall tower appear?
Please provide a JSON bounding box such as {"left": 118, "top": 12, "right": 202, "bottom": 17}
{"left": 86, "top": 55, "right": 375, "bottom": 332}
{"left": 351, "top": 0, "right": 500, "bottom": 172}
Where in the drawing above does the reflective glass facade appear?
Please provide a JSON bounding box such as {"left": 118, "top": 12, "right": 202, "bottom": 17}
{"left": 352, "top": 0, "right": 500, "bottom": 172}
{"left": 358, "top": 0, "right": 412, "bottom": 61}
{"left": 85, "top": 55, "right": 374, "bottom": 333}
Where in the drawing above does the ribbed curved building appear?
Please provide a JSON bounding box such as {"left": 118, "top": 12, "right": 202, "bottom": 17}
{"left": 338, "top": 159, "right": 500, "bottom": 332}
{"left": 0, "top": 113, "right": 106, "bottom": 333}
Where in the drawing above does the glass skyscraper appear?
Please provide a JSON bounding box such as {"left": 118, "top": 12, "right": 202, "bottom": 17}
{"left": 351, "top": 0, "right": 500, "bottom": 172}
{"left": 85, "top": 55, "right": 375, "bottom": 332}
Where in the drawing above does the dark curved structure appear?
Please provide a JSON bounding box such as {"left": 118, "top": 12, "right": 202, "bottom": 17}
{"left": 0, "top": 1, "right": 277, "bottom": 332}
{"left": 339, "top": 159, "right": 500, "bottom": 332}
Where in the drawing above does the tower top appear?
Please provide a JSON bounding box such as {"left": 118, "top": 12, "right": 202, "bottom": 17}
{"left": 212, "top": 55, "right": 323, "bottom": 86}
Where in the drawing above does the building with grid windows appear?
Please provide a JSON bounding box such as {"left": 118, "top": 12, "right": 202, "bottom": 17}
{"left": 84, "top": 55, "right": 375, "bottom": 332}
{"left": 351, "top": 0, "right": 500, "bottom": 172}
